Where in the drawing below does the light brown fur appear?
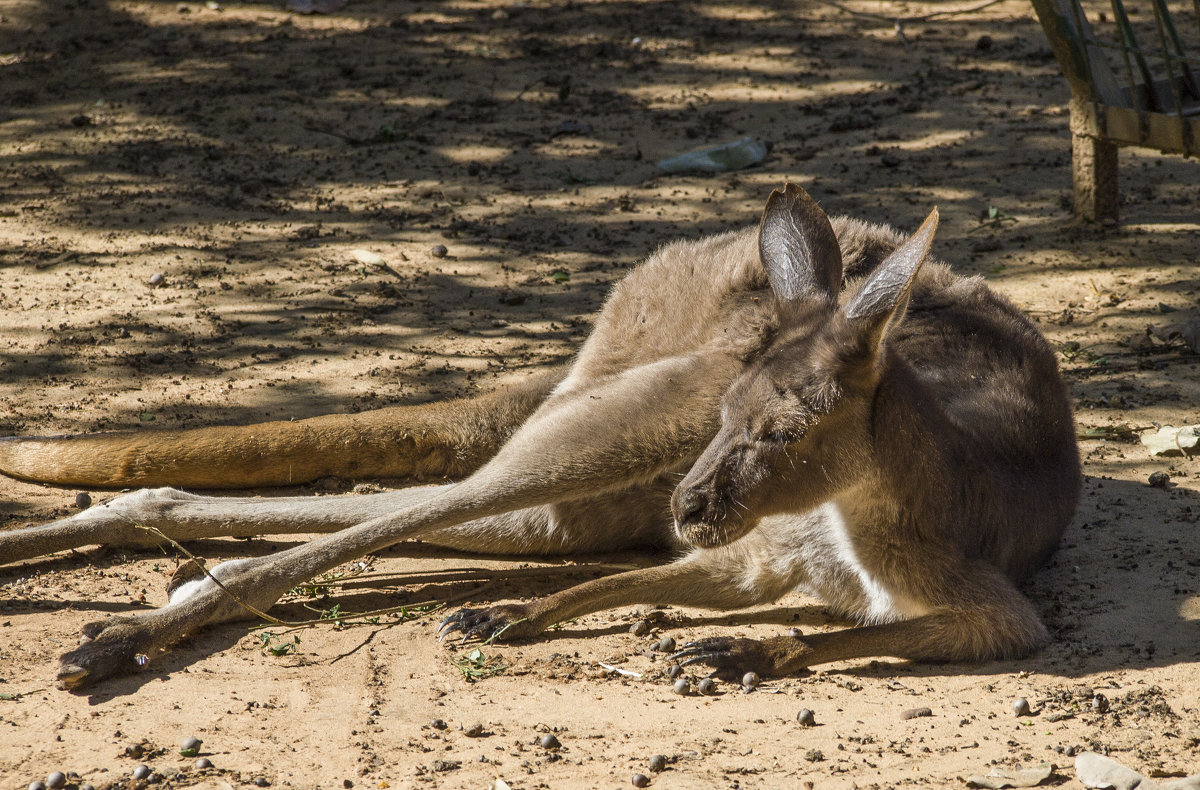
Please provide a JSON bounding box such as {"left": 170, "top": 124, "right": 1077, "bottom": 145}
{"left": 0, "top": 185, "right": 1080, "bottom": 687}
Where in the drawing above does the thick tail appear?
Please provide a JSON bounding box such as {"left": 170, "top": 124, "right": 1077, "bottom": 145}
{"left": 0, "top": 368, "right": 565, "bottom": 489}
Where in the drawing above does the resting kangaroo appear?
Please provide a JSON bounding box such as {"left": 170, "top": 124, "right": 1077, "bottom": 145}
{"left": 0, "top": 184, "right": 1081, "bottom": 688}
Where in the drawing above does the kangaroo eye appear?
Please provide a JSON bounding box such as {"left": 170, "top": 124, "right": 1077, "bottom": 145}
{"left": 766, "top": 429, "right": 791, "bottom": 444}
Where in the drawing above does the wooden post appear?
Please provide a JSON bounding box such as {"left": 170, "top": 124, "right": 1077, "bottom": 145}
{"left": 1070, "top": 97, "right": 1119, "bottom": 223}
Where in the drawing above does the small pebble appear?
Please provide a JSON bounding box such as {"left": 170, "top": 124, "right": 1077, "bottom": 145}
{"left": 741, "top": 671, "right": 759, "bottom": 690}
{"left": 180, "top": 736, "right": 202, "bottom": 756}
{"left": 80, "top": 786, "right": 95, "bottom": 790}
{"left": 1013, "top": 697, "right": 1032, "bottom": 717}
{"left": 672, "top": 678, "right": 690, "bottom": 696}
{"left": 465, "top": 723, "right": 485, "bottom": 737}
{"left": 697, "top": 677, "right": 716, "bottom": 695}
{"left": 467, "top": 162, "right": 482, "bottom": 176}
{"left": 29, "top": 782, "right": 46, "bottom": 790}
{"left": 804, "top": 749, "right": 824, "bottom": 762}
{"left": 148, "top": 273, "right": 165, "bottom": 287}
{"left": 649, "top": 754, "right": 668, "bottom": 773}
{"left": 430, "top": 244, "right": 448, "bottom": 258}
{"left": 632, "top": 773, "right": 650, "bottom": 788}
{"left": 1148, "top": 471, "right": 1170, "bottom": 488}
{"left": 657, "top": 636, "right": 676, "bottom": 652}
{"left": 430, "top": 718, "right": 447, "bottom": 730}
{"left": 195, "top": 758, "right": 213, "bottom": 770}
{"left": 46, "top": 774, "right": 66, "bottom": 790}
{"left": 797, "top": 708, "right": 817, "bottom": 727}
{"left": 253, "top": 778, "right": 270, "bottom": 787}
{"left": 117, "top": 327, "right": 131, "bottom": 338}
{"left": 787, "top": 627, "right": 802, "bottom": 638}
{"left": 901, "top": 706, "right": 933, "bottom": 720}
{"left": 1092, "top": 693, "right": 1109, "bottom": 713}
{"left": 539, "top": 733, "right": 561, "bottom": 750}
{"left": 629, "top": 619, "right": 650, "bottom": 637}
{"left": 665, "top": 664, "right": 683, "bottom": 679}
{"left": 132, "top": 765, "right": 151, "bottom": 780}
{"left": 75, "top": 491, "right": 92, "bottom": 509}
{"left": 71, "top": 114, "right": 92, "bottom": 127}
{"left": 975, "top": 34, "right": 994, "bottom": 51}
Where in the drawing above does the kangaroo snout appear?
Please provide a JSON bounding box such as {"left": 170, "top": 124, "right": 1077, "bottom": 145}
{"left": 672, "top": 458, "right": 755, "bottom": 549}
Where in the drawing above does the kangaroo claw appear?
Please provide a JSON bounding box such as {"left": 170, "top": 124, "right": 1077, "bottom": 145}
{"left": 435, "top": 605, "right": 537, "bottom": 645}
{"left": 670, "top": 635, "right": 808, "bottom": 679}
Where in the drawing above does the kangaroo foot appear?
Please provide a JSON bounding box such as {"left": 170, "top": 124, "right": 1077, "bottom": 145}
{"left": 437, "top": 604, "right": 541, "bottom": 644}
{"left": 56, "top": 558, "right": 278, "bottom": 689}
{"left": 672, "top": 633, "right": 813, "bottom": 679}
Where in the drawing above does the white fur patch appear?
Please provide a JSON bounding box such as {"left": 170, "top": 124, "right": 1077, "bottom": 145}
{"left": 821, "top": 501, "right": 925, "bottom": 624}
{"left": 167, "top": 559, "right": 251, "bottom": 605}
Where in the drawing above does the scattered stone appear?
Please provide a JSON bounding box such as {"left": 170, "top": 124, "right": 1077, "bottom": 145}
{"left": 148, "top": 273, "right": 165, "bottom": 287}
{"left": 630, "top": 619, "right": 650, "bottom": 637}
{"left": 1148, "top": 471, "right": 1170, "bottom": 488}
{"left": 1091, "top": 693, "right": 1110, "bottom": 713}
{"left": 804, "top": 749, "right": 824, "bottom": 762}
{"left": 1073, "top": 752, "right": 1200, "bottom": 790}
{"left": 71, "top": 114, "right": 93, "bottom": 127}
{"left": 649, "top": 754, "right": 668, "bottom": 773}
{"left": 975, "top": 34, "right": 994, "bottom": 51}
{"left": 632, "top": 773, "right": 650, "bottom": 788}
{"left": 796, "top": 708, "right": 816, "bottom": 727}
{"left": 741, "top": 672, "right": 759, "bottom": 691}
{"left": 1013, "top": 698, "right": 1032, "bottom": 717}
{"left": 253, "top": 778, "right": 270, "bottom": 787}
{"left": 75, "top": 492, "right": 92, "bottom": 509}
{"left": 697, "top": 677, "right": 716, "bottom": 695}
{"left": 195, "top": 758, "right": 213, "bottom": 770}
{"left": 431, "top": 760, "right": 460, "bottom": 772}
{"left": 665, "top": 664, "right": 683, "bottom": 679}
{"left": 467, "top": 161, "right": 482, "bottom": 176}
{"left": 539, "top": 733, "right": 561, "bottom": 750}
{"left": 79, "top": 786, "right": 94, "bottom": 790}
{"left": 464, "top": 723, "right": 485, "bottom": 737}
{"left": 180, "top": 736, "right": 202, "bottom": 756}
{"left": 46, "top": 773, "right": 66, "bottom": 790}
{"left": 901, "top": 706, "right": 933, "bottom": 720}
{"left": 29, "top": 782, "right": 46, "bottom": 790}
{"left": 132, "top": 765, "right": 151, "bottom": 781}
{"left": 430, "top": 718, "right": 447, "bottom": 730}
{"left": 672, "top": 678, "right": 690, "bottom": 696}
{"left": 430, "top": 244, "right": 448, "bottom": 258}
{"left": 657, "top": 636, "right": 676, "bottom": 652}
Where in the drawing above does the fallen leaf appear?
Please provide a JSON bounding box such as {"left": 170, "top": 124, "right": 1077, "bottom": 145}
{"left": 1140, "top": 425, "right": 1200, "bottom": 457}
{"left": 966, "top": 763, "right": 1053, "bottom": 789}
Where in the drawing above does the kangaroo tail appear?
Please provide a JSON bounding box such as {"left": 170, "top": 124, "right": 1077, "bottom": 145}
{"left": 0, "top": 369, "right": 565, "bottom": 489}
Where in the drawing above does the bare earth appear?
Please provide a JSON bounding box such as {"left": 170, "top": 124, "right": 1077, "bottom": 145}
{"left": 2, "top": 0, "right": 1199, "bottom": 788}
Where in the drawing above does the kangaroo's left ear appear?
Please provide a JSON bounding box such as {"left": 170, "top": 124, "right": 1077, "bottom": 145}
{"left": 758, "top": 183, "right": 843, "bottom": 304}
{"left": 842, "top": 207, "right": 939, "bottom": 348}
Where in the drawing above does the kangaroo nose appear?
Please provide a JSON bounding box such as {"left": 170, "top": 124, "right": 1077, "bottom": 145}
{"left": 673, "top": 488, "right": 708, "bottom": 525}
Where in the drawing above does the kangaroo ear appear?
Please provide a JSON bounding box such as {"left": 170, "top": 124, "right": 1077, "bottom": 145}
{"left": 843, "top": 207, "right": 939, "bottom": 346}
{"left": 758, "top": 183, "right": 843, "bottom": 303}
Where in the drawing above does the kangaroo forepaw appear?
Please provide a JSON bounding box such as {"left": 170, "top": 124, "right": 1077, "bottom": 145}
{"left": 671, "top": 635, "right": 810, "bottom": 679}
{"left": 437, "top": 605, "right": 537, "bottom": 644}
{"left": 57, "top": 618, "right": 153, "bottom": 689}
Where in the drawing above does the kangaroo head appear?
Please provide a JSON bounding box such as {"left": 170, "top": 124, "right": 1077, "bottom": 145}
{"left": 672, "top": 185, "right": 938, "bottom": 548}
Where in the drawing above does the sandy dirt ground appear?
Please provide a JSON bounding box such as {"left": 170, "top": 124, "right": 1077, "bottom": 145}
{"left": 2, "top": 0, "right": 1199, "bottom": 788}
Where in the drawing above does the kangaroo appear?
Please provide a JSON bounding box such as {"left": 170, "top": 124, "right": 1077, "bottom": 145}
{"left": 0, "top": 185, "right": 1081, "bottom": 688}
